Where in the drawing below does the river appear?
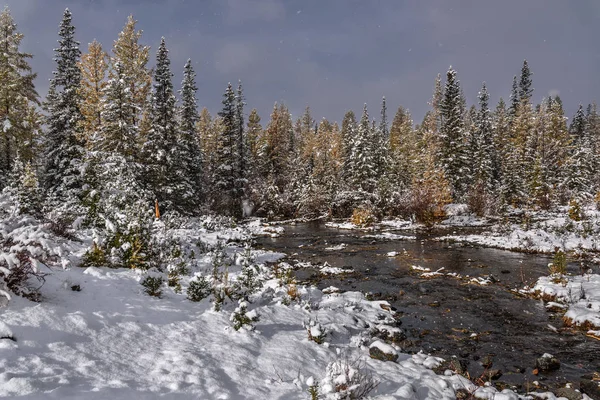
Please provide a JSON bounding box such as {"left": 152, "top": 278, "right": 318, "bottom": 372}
{"left": 256, "top": 222, "right": 600, "bottom": 392}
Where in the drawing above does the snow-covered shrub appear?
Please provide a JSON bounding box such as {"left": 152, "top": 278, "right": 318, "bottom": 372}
{"left": 233, "top": 243, "right": 264, "bottom": 299}
{"left": 568, "top": 199, "right": 583, "bottom": 221}
{"left": 304, "top": 318, "right": 327, "bottom": 344}
{"left": 230, "top": 300, "right": 259, "bottom": 331}
{"left": 321, "top": 357, "right": 378, "bottom": 399}
{"left": 140, "top": 270, "right": 163, "bottom": 297}
{"left": 549, "top": 248, "right": 567, "bottom": 278}
{"left": 4, "top": 158, "right": 43, "bottom": 218}
{"left": 306, "top": 376, "right": 320, "bottom": 400}
{"left": 80, "top": 242, "right": 108, "bottom": 268}
{"left": 331, "top": 190, "right": 378, "bottom": 219}
{"left": 187, "top": 273, "right": 210, "bottom": 302}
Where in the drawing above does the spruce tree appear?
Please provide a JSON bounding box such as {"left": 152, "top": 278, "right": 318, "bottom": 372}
{"left": 175, "top": 59, "right": 202, "bottom": 212}
{"left": 213, "top": 83, "right": 240, "bottom": 216}
{"left": 43, "top": 9, "right": 85, "bottom": 207}
{"left": 0, "top": 7, "right": 39, "bottom": 188}
{"left": 472, "top": 83, "right": 494, "bottom": 191}
{"left": 509, "top": 75, "right": 519, "bottom": 120}
{"left": 440, "top": 66, "right": 469, "bottom": 199}
{"left": 340, "top": 110, "right": 356, "bottom": 183}
{"left": 518, "top": 60, "right": 533, "bottom": 104}
{"left": 235, "top": 81, "right": 247, "bottom": 205}
{"left": 142, "top": 38, "right": 178, "bottom": 211}
{"left": 349, "top": 104, "right": 376, "bottom": 192}
{"left": 379, "top": 96, "right": 389, "bottom": 138}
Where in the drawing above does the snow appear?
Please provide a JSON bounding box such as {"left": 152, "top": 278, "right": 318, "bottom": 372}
{"left": 531, "top": 273, "right": 600, "bottom": 330}
{"left": 436, "top": 206, "right": 600, "bottom": 253}
{"left": 324, "top": 243, "right": 347, "bottom": 251}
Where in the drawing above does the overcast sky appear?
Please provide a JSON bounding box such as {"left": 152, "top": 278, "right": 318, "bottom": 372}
{"left": 5, "top": 0, "right": 600, "bottom": 124}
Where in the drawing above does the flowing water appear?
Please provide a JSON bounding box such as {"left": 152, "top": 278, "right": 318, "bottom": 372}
{"left": 256, "top": 222, "right": 600, "bottom": 391}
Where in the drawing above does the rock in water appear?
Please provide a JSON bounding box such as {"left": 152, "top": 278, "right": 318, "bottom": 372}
{"left": 535, "top": 353, "right": 560, "bottom": 372}
{"left": 580, "top": 379, "right": 600, "bottom": 399}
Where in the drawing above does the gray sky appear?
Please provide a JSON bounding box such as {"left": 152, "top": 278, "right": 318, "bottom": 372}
{"left": 6, "top": 0, "right": 600, "bottom": 124}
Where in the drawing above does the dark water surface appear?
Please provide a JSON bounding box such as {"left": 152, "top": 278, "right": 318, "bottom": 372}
{"left": 256, "top": 222, "right": 600, "bottom": 390}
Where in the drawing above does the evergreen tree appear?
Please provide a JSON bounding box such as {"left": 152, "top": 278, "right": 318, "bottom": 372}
{"left": 519, "top": 60, "right": 533, "bottom": 103}
{"left": 440, "top": 66, "right": 469, "bottom": 199}
{"left": 349, "top": 104, "right": 376, "bottom": 192}
{"left": 43, "top": 9, "right": 85, "bottom": 206}
{"left": 471, "top": 83, "right": 494, "bottom": 191}
{"left": 492, "top": 98, "right": 509, "bottom": 187}
{"left": 235, "top": 81, "right": 247, "bottom": 204}
{"left": 379, "top": 96, "right": 389, "bottom": 138}
{"left": 509, "top": 75, "right": 519, "bottom": 120}
{"left": 175, "top": 59, "right": 202, "bottom": 212}
{"left": 340, "top": 110, "right": 356, "bottom": 182}
{"left": 142, "top": 38, "right": 178, "bottom": 211}
{"left": 98, "top": 62, "right": 137, "bottom": 157}
{"left": 78, "top": 40, "right": 108, "bottom": 147}
{"left": 213, "top": 83, "right": 241, "bottom": 216}
{"left": 0, "top": 7, "right": 39, "bottom": 188}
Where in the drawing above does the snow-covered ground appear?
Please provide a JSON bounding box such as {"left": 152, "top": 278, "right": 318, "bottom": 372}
{"left": 530, "top": 273, "right": 600, "bottom": 337}
{"left": 0, "top": 253, "right": 483, "bottom": 399}
{"left": 435, "top": 206, "right": 600, "bottom": 254}
{"left": 2, "top": 207, "right": 598, "bottom": 399}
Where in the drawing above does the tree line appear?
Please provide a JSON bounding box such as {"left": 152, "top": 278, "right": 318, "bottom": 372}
{"left": 1, "top": 8, "right": 599, "bottom": 229}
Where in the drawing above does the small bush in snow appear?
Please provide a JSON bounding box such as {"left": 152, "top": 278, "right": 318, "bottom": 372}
{"left": 568, "top": 198, "right": 583, "bottom": 221}
{"left": 230, "top": 300, "right": 259, "bottom": 331}
{"left": 81, "top": 242, "right": 108, "bottom": 268}
{"left": 141, "top": 273, "right": 163, "bottom": 297}
{"left": 304, "top": 318, "right": 327, "bottom": 344}
{"left": 187, "top": 274, "right": 210, "bottom": 302}
{"left": 321, "top": 357, "right": 378, "bottom": 399}
{"left": 233, "top": 243, "right": 263, "bottom": 299}
{"left": 549, "top": 248, "right": 567, "bottom": 278}
{"left": 306, "top": 376, "right": 320, "bottom": 400}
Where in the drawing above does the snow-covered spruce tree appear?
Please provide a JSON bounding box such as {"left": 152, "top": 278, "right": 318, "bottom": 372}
{"left": 0, "top": 7, "right": 39, "bottom": 188}
{"left": 175, "top": 59, "right": 202, "bottom": 213}
{"left": 538, "top": 97, "right": 570, "bottom": 206}
{"left": 565, "top": 105, "right": 594, "bottom": 201}
{"left": 78, "top": 40, "right": 108, "bottom": 148}
{"left": 81, "top": 62, "right": 154, "bottom": 270}
{"left": 439, "top": 66, "right": 469, "bottom": 200}
{"left": 518, "top": 60, "right": 533, "bottom": 104}
{"left": 42, "top": 9, "right": 85, "bottom": 210}
{"left": 467, "top": 83, "right": 496, "bottom": 214}
{"left": 4, "top": 155, "right": 42, "bottom": 217}
{"left": 349, "top": 104, "right": 377, "bottom": 192}
{"left": 492, "top": 98, "right": 509, "bottom": 188}
{"left": 340, "top": 110, "right": 357, "bottom": 184}
{"left": 213, "top": 83, "right": 241, "bottom": 217}
{"left": 235, "top": 81, "right": 247, "bottom": 211}
{"left": 508, "top": 75, "right": 519, "bottom": 121}
{"left": 141, "top": 38, "right": 178, "bottom": 212}
{"left": 379, "top": 96, "right": 389, "bottom": 138}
